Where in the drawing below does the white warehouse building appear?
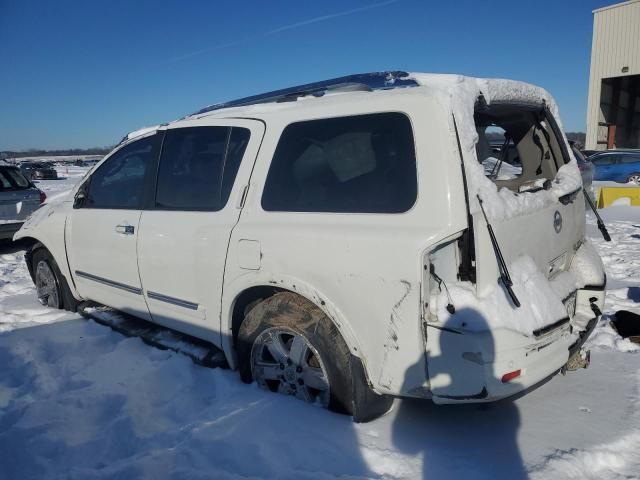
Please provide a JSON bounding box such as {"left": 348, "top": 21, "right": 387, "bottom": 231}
{"left": 586, "top": 0, "right": 640, "bottom": 150}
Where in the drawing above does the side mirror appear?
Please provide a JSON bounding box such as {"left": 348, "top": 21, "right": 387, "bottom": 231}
{"left": 73, "top": 191, "right": 86, "bottom": 209}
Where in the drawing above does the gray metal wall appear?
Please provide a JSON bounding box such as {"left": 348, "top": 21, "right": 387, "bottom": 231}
{"left": 586, "top": 0, "right": 640, "bottom": 149}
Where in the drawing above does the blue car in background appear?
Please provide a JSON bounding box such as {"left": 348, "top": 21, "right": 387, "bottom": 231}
{"left": 588, "top": 150, "right": 640, "bottom": 185}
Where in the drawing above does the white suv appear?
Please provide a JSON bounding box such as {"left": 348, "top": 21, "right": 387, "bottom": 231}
{"left": 16, "top": 72, "right": 606, "bottom": 422}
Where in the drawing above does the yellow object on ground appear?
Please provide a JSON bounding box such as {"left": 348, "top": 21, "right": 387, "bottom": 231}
{"left": 597, "top": 187, "right": 640, "bottom": 208}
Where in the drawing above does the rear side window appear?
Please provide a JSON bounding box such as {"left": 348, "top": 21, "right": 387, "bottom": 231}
{"left": 155, "top": 127, "right": 250, "bottom": 211}
{"left": 620, "top": 155, "right": 640, "bottom": 164}
{"left": 262, "top": 113, "right": 417, "bottom": 213}
{"left": 86, "top": 134, "right": 160, "bottom": 209}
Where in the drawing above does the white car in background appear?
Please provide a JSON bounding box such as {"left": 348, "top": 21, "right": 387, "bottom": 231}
{"left": 15, "top": 72, "right": 607, "bottom": 421}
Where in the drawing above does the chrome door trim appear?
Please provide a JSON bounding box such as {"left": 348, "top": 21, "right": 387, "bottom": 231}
{"left": 147, "top": 290, "right": 199, "bottom": 311}
{"left": 75, "top": 270, "right": 142, "bottom": 295}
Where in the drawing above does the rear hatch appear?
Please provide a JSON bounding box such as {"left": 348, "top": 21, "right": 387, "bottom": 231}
{"left": 472, "top": 101, "right": 583, "bottom": 332}
{"left": 0, "top": 166, "right": 42, "bottom": 223}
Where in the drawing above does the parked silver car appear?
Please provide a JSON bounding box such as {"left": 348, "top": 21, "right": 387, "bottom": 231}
{"left": 0, "top": 165, "right": 45, "bottom": 240}
{"left": 19, "top": 162, "right": 58, "bottom": 180}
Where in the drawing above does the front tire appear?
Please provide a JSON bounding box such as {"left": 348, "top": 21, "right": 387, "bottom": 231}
{"left": 31, "top": 247, "right": 79, "bottom": 311}
{"left": 627, "top": 173, "right": 640, "bottom": 185}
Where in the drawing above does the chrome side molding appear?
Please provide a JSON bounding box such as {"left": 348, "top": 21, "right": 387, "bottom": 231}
{"left": 147, "top": 290, "right": 199, "bottom": 311}
{"left": 75, "top": 270, "right": 142, "bottom": 295}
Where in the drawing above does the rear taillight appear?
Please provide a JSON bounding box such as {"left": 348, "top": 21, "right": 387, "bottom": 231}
{"left": 501, "top": 369, "right": 521, "bottom": 383}
{"left": 39, "top": 190, "right": 46, "bottom": 204}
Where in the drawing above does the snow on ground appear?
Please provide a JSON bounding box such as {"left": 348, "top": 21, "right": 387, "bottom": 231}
{"left": 0, "top": 174, "right": 639, "bottom": 479}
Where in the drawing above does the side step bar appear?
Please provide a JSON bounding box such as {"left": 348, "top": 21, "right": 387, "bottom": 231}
{"left": 78, "top": 303, "right": 228, "bottom": 369}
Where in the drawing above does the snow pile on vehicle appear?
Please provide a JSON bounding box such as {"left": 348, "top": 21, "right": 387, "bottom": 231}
{"left": 571, "top": 240, "right": 606, "bottom": 287}
{"left": 408, "top": 73, "right": 583, "bottom": 222}
{"left": 433, "top": 255, "right": 578, "bottom": 335}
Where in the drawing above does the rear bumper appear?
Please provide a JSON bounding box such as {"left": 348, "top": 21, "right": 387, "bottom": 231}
{"left": 0, "top": 222, "right": 23, "bottom": 240}
{"left": 430, "top": 322, "right": 575, "bottom": 404}
{"left": 428, "top": 280, "right": 606, "bottom": 404}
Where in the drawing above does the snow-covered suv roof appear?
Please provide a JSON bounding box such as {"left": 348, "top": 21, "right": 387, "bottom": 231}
{"left": 124, "top": 71, "right": 558, "bottom": 144}
{"left": 184, "top": 71, "right": 553, "bottom": 120}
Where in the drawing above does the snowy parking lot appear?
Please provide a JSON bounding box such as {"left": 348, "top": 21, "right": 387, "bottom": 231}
{"left": 1, "top": 168, "right": 639, "bottom": 480}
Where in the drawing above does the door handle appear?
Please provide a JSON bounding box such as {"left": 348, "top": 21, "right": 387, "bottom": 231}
{"left": 115, "top": 224, "right": 135, "bottom": 235}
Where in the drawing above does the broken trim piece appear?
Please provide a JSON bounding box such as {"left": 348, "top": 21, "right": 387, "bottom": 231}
{"left": 435, "top": 386, "right": 488, "bottom": 401}
{"left": 532, "top": 316, "right": 570, "bottom": 338}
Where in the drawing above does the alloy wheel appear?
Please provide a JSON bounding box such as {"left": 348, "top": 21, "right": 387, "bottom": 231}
{"left": 250, "top": 327, "right": 330, "bottom": 406}
{"left": 35, "top": 260, "right": 60, "bottom": 308}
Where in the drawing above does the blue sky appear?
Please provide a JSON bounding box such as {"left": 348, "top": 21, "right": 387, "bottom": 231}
{"left": 0, "top": 0, "right": 615, "bottom": 150}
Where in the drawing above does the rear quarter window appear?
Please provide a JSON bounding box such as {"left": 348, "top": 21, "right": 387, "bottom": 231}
{"left": 0, "top": 168, "right": 30, "bottom": 190}
{"left": 0, "top": 171, "right": 12, "bottom": 190}
{"left": 4, "top": 168, "right": 31, "bottom": 188}
{"left": 261, "top": 112, "right": 417, "bottom": 213}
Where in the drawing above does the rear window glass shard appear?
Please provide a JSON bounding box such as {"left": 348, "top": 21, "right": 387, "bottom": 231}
{"left": 475, "top": 104, "right": 566, "bottom": 191}
{"left": 261, "top": 112, "right": 417, "bottom": 213}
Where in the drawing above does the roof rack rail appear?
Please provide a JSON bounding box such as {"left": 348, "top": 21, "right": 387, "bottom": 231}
{"left": 191, "top": 70, "right": 417, "bottom": 116}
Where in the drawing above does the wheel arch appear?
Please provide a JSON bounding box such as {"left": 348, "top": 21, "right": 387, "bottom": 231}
{"left": 221, "top": 277, "right": 366, "bottom": 373}
{"left": 21, "top": 237, "right": 43, "bottom": 283}
{"left": 20, "top": 233, "right": 81, "bottom": 302}
{"left": 627, "top": 171, "right": 640, "bottom": 183}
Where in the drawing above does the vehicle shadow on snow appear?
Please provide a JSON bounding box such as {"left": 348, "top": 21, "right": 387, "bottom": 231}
{"left": 0, "top": 318, "right": 376, "bottom": 480}
{"left": 392, "top": 308, "right": 528, "bottom": 480}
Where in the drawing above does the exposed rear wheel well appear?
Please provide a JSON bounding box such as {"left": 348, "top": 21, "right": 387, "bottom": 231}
{"left": 232, "top": 288, "right": 394, "bottom": 421}
{"left": 231, "top": 286, "right": 287, "bottom": 347}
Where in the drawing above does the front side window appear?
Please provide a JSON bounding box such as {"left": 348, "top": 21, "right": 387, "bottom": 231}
{"left": 262, "top": 112, "right": 417, "bottom": 213}
{"left": 155, "top": 127, "right": 250, "bottom": 211}
{"left": 592, "top": 155, "right": 616, "bottom": 166}
{"left": 86, "top": 134, "right": 160, "bottom": 209}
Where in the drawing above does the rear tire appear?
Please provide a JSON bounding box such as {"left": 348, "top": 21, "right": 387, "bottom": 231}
{"left": 627, "top": 173, "right": 640, "bottom": 185}
{"left": 237, "top": 292, "right": 354, "bottom": 414}
{"left": 237, "top": 292, "right": 393, "bottom": 421}
{"left": 31, "top": 247, "right": 79, "bottom": 312}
